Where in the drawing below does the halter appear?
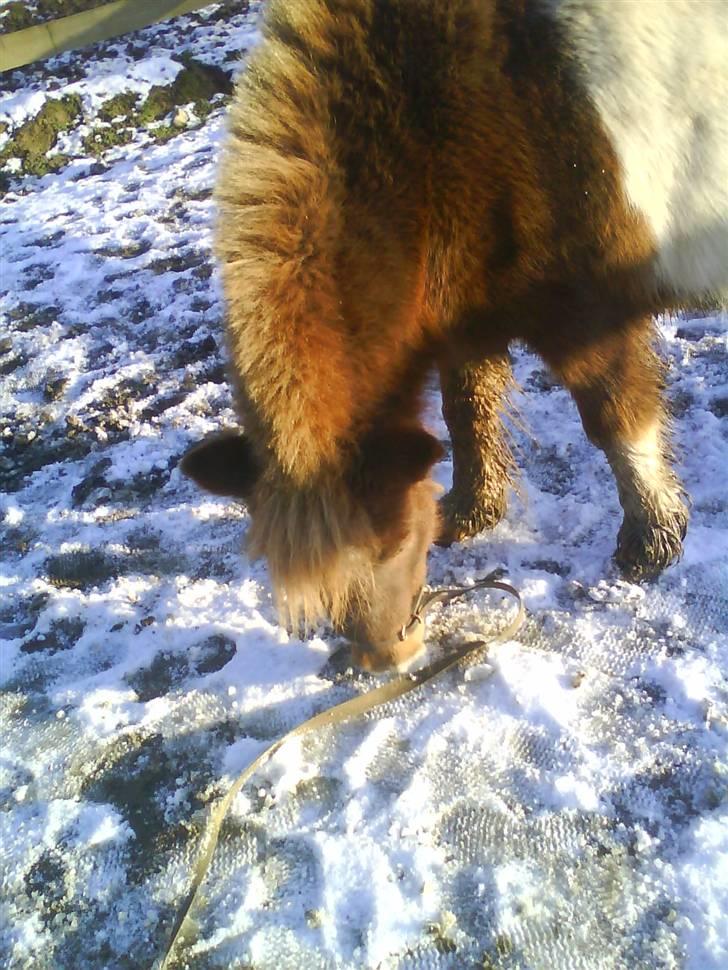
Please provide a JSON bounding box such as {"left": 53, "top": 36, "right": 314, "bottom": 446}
{"left": 399, "top": 568, "right": 509, "bottom": 641}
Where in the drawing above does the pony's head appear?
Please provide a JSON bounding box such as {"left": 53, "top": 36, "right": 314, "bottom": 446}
{"left": 181, "top": 426, "right": 443, "bottom": 670}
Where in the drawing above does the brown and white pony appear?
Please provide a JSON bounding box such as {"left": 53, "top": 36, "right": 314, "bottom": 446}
{"left": 182, "top": 0, "right": 728, "bottom": 670}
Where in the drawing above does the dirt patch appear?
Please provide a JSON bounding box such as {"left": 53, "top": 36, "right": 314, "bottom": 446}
{"left": 709, "top": 396, "right": 728, "bottom": 418}
{"left": 22, "top": 616, "right": 86, "bottom": 654}
{"left": 0, "top": 426, "right": 95, "bottom": 494}
{"left": 6, "top": 303, "right": 61, "bottom": 332}
{"left": 45, "top": 548, "right": 119, "bottom": 589}
{"left": 126, "top": 635, "right": 236, "bottom": 701}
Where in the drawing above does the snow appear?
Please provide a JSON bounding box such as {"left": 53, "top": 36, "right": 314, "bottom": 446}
{"left": 676, "top": 811, "right": 728, "bottom": 968}
{"left": 1, "top": 3, "right": 727, "bottom": 969}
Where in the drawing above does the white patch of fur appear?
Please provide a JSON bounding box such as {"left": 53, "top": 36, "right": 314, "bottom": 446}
{"left": 617, "top": 421, "right": 668, "bottom": 498}
{"left": 548, "top": 0, "right": 728, "bottom": 301}
{"left": 609, "top": 419, "right": 682, "bottom": 521}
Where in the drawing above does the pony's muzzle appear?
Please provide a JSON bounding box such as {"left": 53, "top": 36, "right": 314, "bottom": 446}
{"left": 350, "top": 622, "right": 425, "bottom": 672}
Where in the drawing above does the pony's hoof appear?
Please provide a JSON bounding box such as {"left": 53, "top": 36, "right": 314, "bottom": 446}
{"left": 437, "top": 489, "right": 506, "bottom": 546}
{"left": 615, "top": 505, "right": 689, "bottom": 581}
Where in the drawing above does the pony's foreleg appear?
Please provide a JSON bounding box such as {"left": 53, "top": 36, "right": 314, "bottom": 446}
{"left": 438, "top": 351, "right": 514, "bottom": 545}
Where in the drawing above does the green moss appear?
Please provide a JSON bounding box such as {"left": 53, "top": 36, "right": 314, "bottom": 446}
{"left": 194, "top": 98, "right": 215, "bottom": 122}
{"left": 16, "top": 94, "right": 81, "bottom": 154}
{"left": 137, "top": 58, "right": 232, "bottom": 126}
{"left": 174, "top": 56, "right": 233, "bottom": 103}
{"left": 97, "top": 91, "right": 139, "bottom": 122}
{"left": 0, "top": 95, "right": 82, "bottom": 175}
{"left": 137, "top": 87, "right": 174, "bottom": 126}
{"left": 149, "top": 124, "right": 180, "bottom": 145}
{"left": 23, "top": 153, "right": 70, "bottom": 176}
{"left": 0, "top": 57, "right": 230, "bottom": 177}
{"left": 82, "top": 124, "right": 134, "bottom": 157}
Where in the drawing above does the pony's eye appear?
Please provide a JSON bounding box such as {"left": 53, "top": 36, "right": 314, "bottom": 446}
{"left": 376, "top": 539, "right": 407, "bottom": 564}
{"left": 376, "top": 547, "right": 392, "bottom": 564}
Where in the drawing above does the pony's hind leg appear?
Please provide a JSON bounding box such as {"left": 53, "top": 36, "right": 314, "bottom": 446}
{"left": 535, "top": 317, "right": 688, "bottom": 580}
{"left": 438, "top": 351, "right": 514, "bottom": 545}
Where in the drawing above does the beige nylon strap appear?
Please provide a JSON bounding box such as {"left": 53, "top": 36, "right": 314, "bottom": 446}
{"left": 0, "top": 1, "right": 214, "bottom": 73}
{"left": 158, "top": 578, "right": 524, "bottom": 969}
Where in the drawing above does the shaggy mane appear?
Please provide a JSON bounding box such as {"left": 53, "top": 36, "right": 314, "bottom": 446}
{"left": 248, "top": 473, "right": 377, "bottom": 631}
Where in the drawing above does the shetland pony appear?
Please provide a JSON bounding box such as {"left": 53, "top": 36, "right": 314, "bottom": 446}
{"left": 182, "top": 0, "right": 728, "bottom": 669}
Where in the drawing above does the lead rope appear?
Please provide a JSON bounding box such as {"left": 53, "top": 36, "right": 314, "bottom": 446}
{"left": 157, "top": 570, "right": 524, "bottom": 969}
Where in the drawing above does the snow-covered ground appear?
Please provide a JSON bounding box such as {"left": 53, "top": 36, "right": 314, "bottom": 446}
{"left": 1, "top": 4, "right": 727, "bottom": 969}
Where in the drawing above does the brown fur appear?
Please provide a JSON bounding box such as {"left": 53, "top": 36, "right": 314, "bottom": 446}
{"left": 184, "top": 0, "right": 705, "bottom": 652}
{"left": 438, "top": 351, "right": 515, "bottom": 545}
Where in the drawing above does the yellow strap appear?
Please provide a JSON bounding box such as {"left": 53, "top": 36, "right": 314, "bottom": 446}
{"left": 158, "top": 579, "right": 524, "bottom": 969}
{"left": 0, "top": 1, "right": 215, "bottom": 73}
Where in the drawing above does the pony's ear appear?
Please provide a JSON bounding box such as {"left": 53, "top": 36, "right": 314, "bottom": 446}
{"left": 180, "top": 431, "right": 260, "bottom": 499}
{"left": 352, "top": 425, "right": 444, "bottom": 542}
{"left": 360, "top": 426, "right": 444, "bottom": 487}
{"left": 353, "top": 425, "right": 443, "bottom": 506}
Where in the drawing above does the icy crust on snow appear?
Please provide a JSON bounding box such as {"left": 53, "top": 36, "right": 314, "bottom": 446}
{"left": 1, "top": 5, "right": 727, "bottom": 970}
